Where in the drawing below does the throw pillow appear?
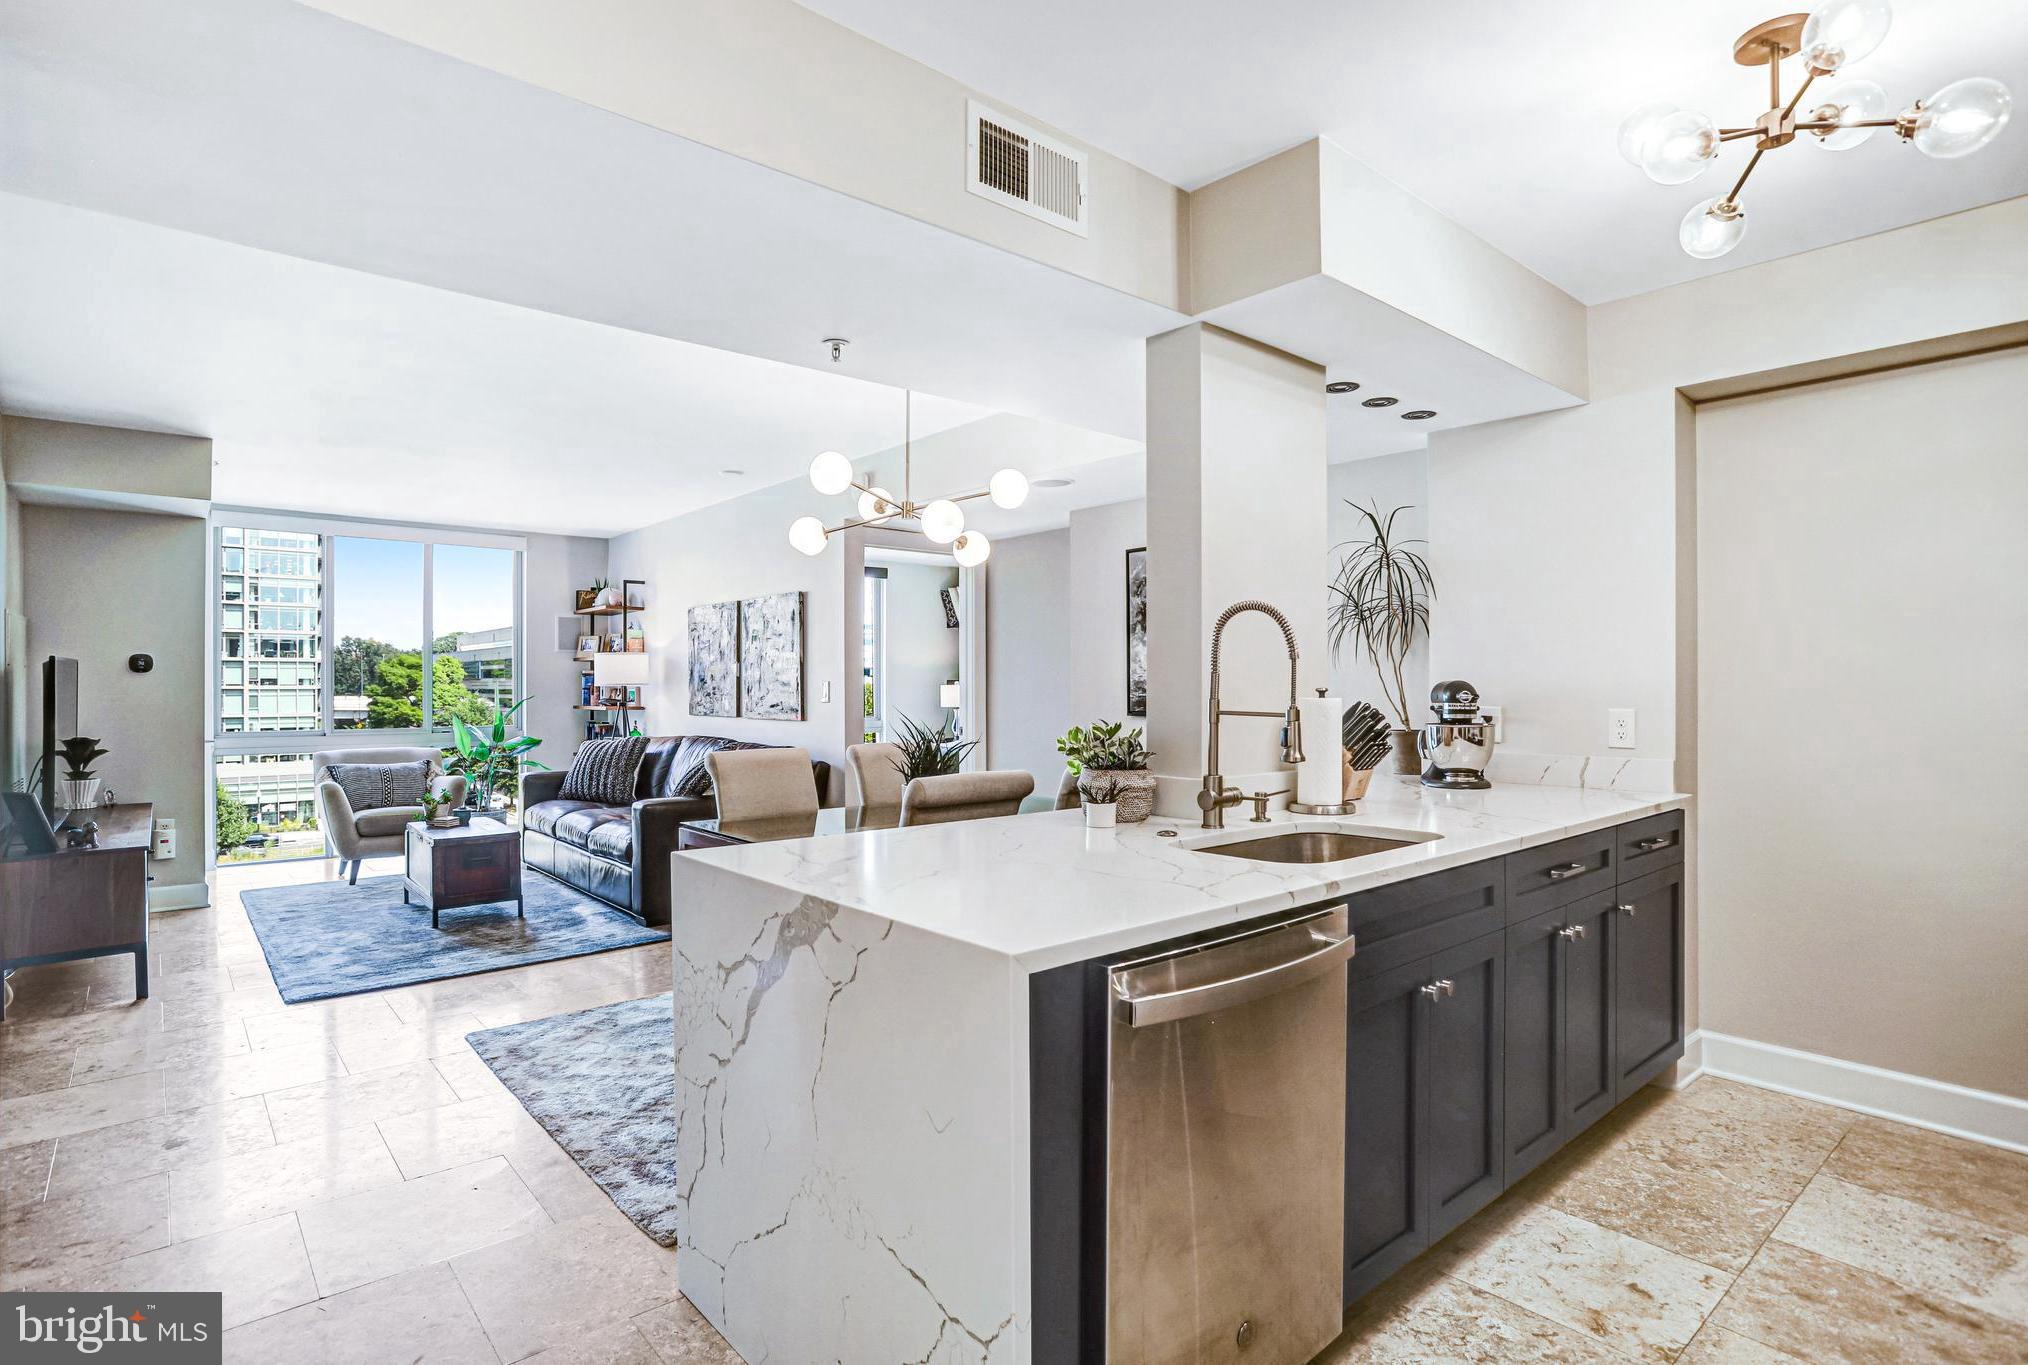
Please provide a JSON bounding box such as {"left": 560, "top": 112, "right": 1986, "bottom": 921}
{"left": 670, "top": 737, "right": 765, "bottom": 798}
{"left": 560, "top": 735, "right": 650, "bottom": 806}
{"left": 325, "top": 760, "right": 431, "bottom": 812}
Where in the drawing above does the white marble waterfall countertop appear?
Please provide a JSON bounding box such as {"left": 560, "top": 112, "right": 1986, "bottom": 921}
{"left": 675, "top": 775, "right": 1689, "bottom": 973}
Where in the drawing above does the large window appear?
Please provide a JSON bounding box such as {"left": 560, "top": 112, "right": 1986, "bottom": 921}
{"left": 212, "top": 519, "right": 523, "bottom": 862}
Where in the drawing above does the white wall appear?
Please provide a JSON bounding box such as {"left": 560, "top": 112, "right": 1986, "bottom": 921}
{"left": 1065, "top": 499, "right": 1146, "bottom": 726}
{"left": 878, "top": 560, "right": 959, "bottom": 735}
{"left": 606, "top": 476, "right": 853, "bottom": 801}
{"left": 1696, "top": 350, "right": 2028, "bottom": 1100}
{"left": 1325, "top": 450, "right": 1429, "bottom": 729}
{"left": 521, "top": 531, "right": 608, "bottom": 765}
{"left": 984, "top": 527, "right": 1071, "bottom": 789}
{"left": 22, "top": 504, "right": 208, "bottom": 899}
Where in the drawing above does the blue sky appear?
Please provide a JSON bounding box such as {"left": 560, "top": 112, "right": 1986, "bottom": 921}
{"left": 333, "top": 538, "right": 514, "bottom": 645}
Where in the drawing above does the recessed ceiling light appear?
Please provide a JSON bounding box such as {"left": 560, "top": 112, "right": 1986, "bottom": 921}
{"left": 721, "top": 468, "right": 745, "bottom": 476}
{"left": 1401, "top": 410, "right": 1437, "bottom": 421}
{"left": 1033, "top": 477, "right": 1075, "bottom": 488}
{"left": 1325, "top": 380, "right": 1361, "bottom": 394}
{"left": 1362, "top": 396, "right": 1399, "bottom": 408}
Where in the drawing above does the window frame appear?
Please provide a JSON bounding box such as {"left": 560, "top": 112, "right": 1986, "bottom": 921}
{"left": 210, "top": 510, "right": 526, "bottom": 751}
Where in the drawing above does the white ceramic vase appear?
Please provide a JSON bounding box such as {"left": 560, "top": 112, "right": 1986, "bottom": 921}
{"left": 1084, "top": 801, "right": 1117, "bottom": 829}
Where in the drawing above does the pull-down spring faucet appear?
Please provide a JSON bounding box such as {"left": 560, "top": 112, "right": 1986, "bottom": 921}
{"left": 1198, "top": 600, "right": 1305, "bottom": 829}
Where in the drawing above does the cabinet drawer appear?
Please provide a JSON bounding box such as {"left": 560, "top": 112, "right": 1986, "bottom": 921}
{"left": 1505, "top": 829, "right": 1615, "bottom": 921}
{"left": 1616, "top": 810, "right": 1685, "bottom": 880}
{"left": 1348, "top": 862, "right": 1504, "bottom": 981}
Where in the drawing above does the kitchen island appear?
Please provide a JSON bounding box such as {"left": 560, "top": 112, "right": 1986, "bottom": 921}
{"left": 669, "top": 776, "right": 1690, "bottom": 1364}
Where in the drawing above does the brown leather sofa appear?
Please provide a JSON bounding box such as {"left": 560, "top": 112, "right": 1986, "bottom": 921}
{"left": 520, "top": 735, "right": 830, "bottom": 926}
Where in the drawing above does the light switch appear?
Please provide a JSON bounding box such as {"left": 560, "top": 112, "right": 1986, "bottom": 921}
{"left": 1608, "top": 708, "right": 1637, "bottom": 750}
{"left": 821, "top": 680, "right": 833, "bottom": 704}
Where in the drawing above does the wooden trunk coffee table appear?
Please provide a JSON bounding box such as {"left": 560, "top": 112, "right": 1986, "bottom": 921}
{"left": 403, "top": 818, "right": 522, "bottom": 929}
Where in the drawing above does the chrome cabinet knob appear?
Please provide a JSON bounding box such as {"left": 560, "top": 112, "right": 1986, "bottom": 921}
{"left": 1557, "top": 923, "right": 1587, "bottom": 940}
{"left": 1617, "top": 903, "right": 1638, "bottom": 916}
{"left": 1420, "top": 978, "right": 1456, "bottom": 1000}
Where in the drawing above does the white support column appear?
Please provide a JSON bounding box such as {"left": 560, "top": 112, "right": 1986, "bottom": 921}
{"left": 1144, "top": 323, "right": 1328, "bottom": 816}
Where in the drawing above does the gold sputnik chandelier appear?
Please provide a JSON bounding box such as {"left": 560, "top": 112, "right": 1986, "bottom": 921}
{"left": 1619, "top": 0, "right": 2012, "bottom": 259}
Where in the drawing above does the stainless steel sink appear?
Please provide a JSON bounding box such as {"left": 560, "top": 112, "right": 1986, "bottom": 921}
{"left": 1193, "top": 830, "right": 1423, "bottom": 864}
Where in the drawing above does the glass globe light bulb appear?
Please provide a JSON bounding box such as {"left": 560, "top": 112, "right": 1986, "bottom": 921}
{"left": 1802, "top": 0, "right": 1893, "bottom": 72}
{"left": 1680, "top": 198, "right": 1747, "bottom": 259}
{"left": 1617, "top": 102, "right": 1679, "bottom": 166}
{"left": 920, "top": 499, "right": 964, "bottom": 544}
{"left": 808, "top": 450, "right": 853, "bottom": 496}
{"left": 987, "top": 468, "right": 1029, "bottom": 510}
{"left": 857, "top": 486, "right": 897, "bottom": 520}
{"left": 1640, "top": 110, "right": 1718, "bottom": 184}
{"left": 788, "top": 516, "right": 828, "bottom": 556}
{"left": 952, "top": 532, "right": 991, "bottom": 568}
{"left": 1910, "top": 77, "right": 2013, "bottom": 159}
{"left": 1812, "top": 80, "right": 1892, "bottom": 149}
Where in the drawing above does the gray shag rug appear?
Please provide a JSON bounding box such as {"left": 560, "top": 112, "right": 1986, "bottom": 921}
{"left": 467, "top": 993, "right": 678, "bottom": 1245}
{"left": 241, "top": 874, "right": 668, "bottom": 1004}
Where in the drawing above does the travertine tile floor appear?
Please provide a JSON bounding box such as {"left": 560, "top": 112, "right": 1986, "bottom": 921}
{"left": 5, "top": 856, "right": 2026, "bottom": 1363}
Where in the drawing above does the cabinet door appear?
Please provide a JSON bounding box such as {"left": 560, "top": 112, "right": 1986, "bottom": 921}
{"left": 1503, "top": 907, "right": 1565, "bottom": 1184}
{"left": 1561, "top": 889, "right": 1621, "bottom": 1134}
{"left": 1423, "top": 930, "right": 1506, "bottom": 1240}
{"left": 1615, "top": 863, "right": 1686, "bottom": 1099}
{"left": 1344, "top": 957, "right": 1430, "bottom": 1304}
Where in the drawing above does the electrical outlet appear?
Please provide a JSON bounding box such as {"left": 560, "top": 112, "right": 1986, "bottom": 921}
{"left": 1608, "top": 708, "right": 1637, "bottom": 750}
{"left": 1481, "top": 705, "right": 1504, "bottom": 743}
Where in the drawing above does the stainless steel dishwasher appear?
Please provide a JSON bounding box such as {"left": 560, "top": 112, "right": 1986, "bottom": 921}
{"left": 1107, "top": 905, "right": 1355, "bottom": 1363}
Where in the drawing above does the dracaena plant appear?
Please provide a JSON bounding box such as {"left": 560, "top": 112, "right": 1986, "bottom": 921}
{"left": 887, "top": 713, "right": 978, "bottom": 781}
{"left": 58, "top": 737, "right": 108, "bottom": 782}
{"left": 444, "top": 699, "right": 548, "bottom": 810}
{"left": 1328, "top": 500, "right": 1434, "bottom": 731}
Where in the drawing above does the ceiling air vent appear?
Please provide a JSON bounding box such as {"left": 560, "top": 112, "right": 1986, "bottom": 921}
{"left": 966, "top": 100, "right": 1088, "bottom": 237}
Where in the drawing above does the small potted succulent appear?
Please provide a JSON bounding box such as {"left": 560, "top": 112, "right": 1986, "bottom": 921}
{"left": 419, "top": 791, "right": 458, "bottom": 829}
{"left": 889, "top": 713, "right": 979, "bottom": 780}
{"left": 1058, "top": 721, "right": 1156, "bottom": 823}
{"left": 1079, "top": 770, "right": 1120, "bottom": 829}
{"left": 57, "top": 736, "right": 108, "bottom": 810}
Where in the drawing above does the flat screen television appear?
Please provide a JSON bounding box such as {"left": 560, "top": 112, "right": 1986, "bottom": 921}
{"left": 42, "top": 655, "right": 78, "bottom": 821}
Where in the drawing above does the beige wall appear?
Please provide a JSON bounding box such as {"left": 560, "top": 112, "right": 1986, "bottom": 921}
{"left": 22, "top": 504, "right": 208, "bottom": 898}
{"left": 2, "top": 415, "right": 211, "bottom": 507}
{"left": 984, "top": 527, "right": 1071, "bottom": 789}
{"left": 1696, "top": 349, "right": 2028, "bottom": 1099}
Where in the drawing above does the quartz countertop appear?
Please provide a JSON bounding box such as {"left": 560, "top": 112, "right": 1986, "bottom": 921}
{"left": 673, "top": 774, "right": 1689, "bottom": 973}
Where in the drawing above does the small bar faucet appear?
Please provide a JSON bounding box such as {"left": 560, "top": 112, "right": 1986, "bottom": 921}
{"left": 1198, "top": 600, "right": 1305, "bottom": 829}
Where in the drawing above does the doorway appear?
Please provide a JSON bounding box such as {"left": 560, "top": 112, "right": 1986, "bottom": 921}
{"left": 864, "top": 546, "right": 980, "bottom": 761}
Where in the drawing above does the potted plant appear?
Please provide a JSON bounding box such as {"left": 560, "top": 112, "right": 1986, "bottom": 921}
{"left": 1079, "top": 770, "right": 1120, "bottom": 829}
{"left": 1058, "top": 720, "right": 1156, "bottom": 823}
{"left": 444, "top": 698, "right": 548, "bottom": 816}
{"left": 1328, "top": 500, "right": 1434, "bottom": 774}
{"left": 56, "top": 736, "right": 108, "bottom": 810}
{"left": 888, "top": 713, "right": 978, "bottom": 780}
{"left": 593, "top": 577, "right": 622, "bottom": 609}
{"left": 419, "top": 791, "right": 458, "bottom": 829}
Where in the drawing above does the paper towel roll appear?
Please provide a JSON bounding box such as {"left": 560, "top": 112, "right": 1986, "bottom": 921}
{"left": 1295, "top": 693, "right": 1344, "bottom": 807}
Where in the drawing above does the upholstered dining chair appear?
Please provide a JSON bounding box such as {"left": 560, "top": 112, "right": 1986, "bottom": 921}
{"left": 1055, "top": 768, "right": 1082, "bottom": 810}
{"left": 845, "top": 742, "right": 906, "bottom": 808}
{"left": 706, "top": 746, "right": 822, "bottom": 822}
{"left": 312, "top": 746, "right": 466, "bottom": 885}
{"left": 899, "top": 770, "right": 1036, "bottom": 826}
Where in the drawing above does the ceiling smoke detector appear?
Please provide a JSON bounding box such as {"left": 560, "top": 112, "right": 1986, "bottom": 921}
{"left": 1325, "top": 380, "right": 1361, "bottom": 395}
{"left": 1362, "top": 396, "right": 1399, "bottom": 408}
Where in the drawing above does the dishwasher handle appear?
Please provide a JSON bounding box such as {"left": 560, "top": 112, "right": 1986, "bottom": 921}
{"left": 1113, "top": 915, "right": 1356, "bottom": 1028}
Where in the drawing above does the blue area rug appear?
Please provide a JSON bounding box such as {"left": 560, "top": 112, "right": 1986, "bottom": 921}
{"left": 468, "top": 994, "right": 677, "bottom": 1244}
{"left": 241, "top": 874, "right": 668, "bottom": 1003}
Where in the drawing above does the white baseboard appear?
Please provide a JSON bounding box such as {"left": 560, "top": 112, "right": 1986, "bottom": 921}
{"left": 1688, "top": 1029, "right": 2028, "bottom": 1155}
{"left": 148, "top": 882, "right": 211, "bottom": 912}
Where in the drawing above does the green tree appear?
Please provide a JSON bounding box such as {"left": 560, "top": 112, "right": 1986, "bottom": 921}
{"left": 214, "top": 781, "right": 254, "bottom": 854}
{"left": 365, "top": 652, "right": 496, "bottom": 729}
{"left": 332, "top": 636, "right": 397, "bottom": 697}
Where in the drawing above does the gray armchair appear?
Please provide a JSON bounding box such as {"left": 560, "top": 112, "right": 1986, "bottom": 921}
{"left": 312, "top": 746, "right": 466, "bottom": 884}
